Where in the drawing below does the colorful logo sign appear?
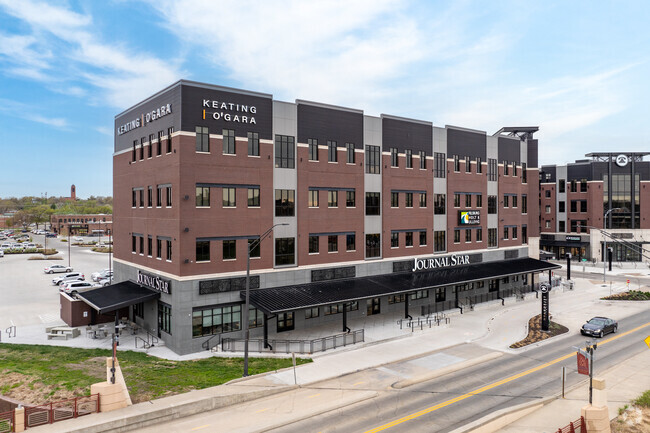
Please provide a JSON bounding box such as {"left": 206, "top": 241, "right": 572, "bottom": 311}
{"left": 458, "top": 210, "right": 480, "bottom": 225}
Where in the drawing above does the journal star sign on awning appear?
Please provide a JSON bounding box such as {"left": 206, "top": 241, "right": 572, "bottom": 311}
{"left": 244, "top": 258, "right": 560, "bottom": 314}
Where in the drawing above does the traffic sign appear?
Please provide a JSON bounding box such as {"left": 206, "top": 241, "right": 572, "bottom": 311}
{"left": 645, "top": 335, "right": 650, "bottom": 349}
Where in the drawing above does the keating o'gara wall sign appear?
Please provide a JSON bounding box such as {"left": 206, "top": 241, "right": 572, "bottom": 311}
{"left": 137, "top": 270, "right": 171, "bottom": 294}
{"left": 412, "top": 254, "right": 470, "bottom": 272}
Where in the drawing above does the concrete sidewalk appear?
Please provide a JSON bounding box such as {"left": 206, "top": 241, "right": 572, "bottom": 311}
{"left": 25, "top": 272, "right": 650, "bottom": 432}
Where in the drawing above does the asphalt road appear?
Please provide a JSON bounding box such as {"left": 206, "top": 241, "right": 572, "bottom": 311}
{"left": 264, "top": 310, "right": 650, "bottom": 433}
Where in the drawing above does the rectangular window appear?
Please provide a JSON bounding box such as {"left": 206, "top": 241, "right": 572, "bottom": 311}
{"left": 419, "top": 151, "right": 426, "bottom": 169}
{"left": 453, "top": 154, "right": 460, "bottom": 172}
{"left": 546, "top": 189, "right": 551, "bottom": 198}
{"left": 196, "top": 186, "right": 210, "bottom": 207}
{"left": 275, "top": 135, "right": 295, "bottom": 168}
{"left": 571, "top": 180, "right": 577, "bottom": 192}
{"left": 522, "top": 162, "right": 527, "bottom": 183}
{"left": 328, "top": 190, "right": 338, "bottom": 207}
{"left": 522, "top": 195, "right": 528, "bottom": 213}
{"left": 145, "top": 186, "right": 152, "bottom": 207}
{"left": 156, "top": 238, "right": 162, "bottom": 258}
{"left": 512, "top": 226, "right": 518, "bottom": 239}
{"left": 132, "top": 189, "right": 137, "bottom": 207}
{"left": 390, "top": 147, "right": 398, "bottom": 167}
{"left": 503, "top": 160, "right": 509, "bottom": 176}
{"left": 139, "top": 235, "right": 144, "bottom": 254}
{"left": 223, "top": 187, "right": 236, "bottom": 207}
{"left": 192, "top": 305, "right": 242, "bottom": 337}
{"left": 488, "top": 158, "right": 497, "bottom": 181}
{"left": 346, "top": 233, "right": 355, "bottom": 251}
{"left": 166, "top": 127, "right": 173, "bottom": 153}
{"left": 405, "top": 149, "right": 412, "bottom": 168}
{"left": 476, "top": 228, "right": 482, "bottom": 242}
{"left": 346, "top": 142, "right": 355, "bottom": 163}
{"left": 405, "top": 192, "right": 413, "bottom": 208}
{"left": 247, "top": 187, "right": 260, "bottom": 207}
{"left": 558, "top": 201, "right": 565, "bottom": 212}
{"left": 488, "top": 195, "right": 497, "bottom": 214}
{"left": 419, "top": 192, "right": 427, "bottom": 208}
{"left": 419, "top": 231, "right": 427, "bottom": 246}
{"left": 512, "top": 195, "right": 517, "bottom": 208}
{"left": 196, "top": 126, "right": 209, "bottom": 152}
{"left": 580, "top": 200, "right": 587, "bottom": 212}
{"left": 131, "top": 235, "right": 136, "bottom": 253}
{"left": 140, "top": 137, "right": 145, "bottom": 160}
{"left": 148, "top": 134, "right": 154, "bottom": 158}
{"left": 559, "top": 179, "right": 565, "bottom": 193}
{"left": 453, "top": 229, "right": 460, "bottom": 243}
{"left": 410, "top": 290, "right": 428, "bottom": 300}
{"left": 166, "top": 186, "right": 172, "bottom": 207}
{"left": 365, "top": 145, "right": 380, "bottom": 174}
{"left": 503, "top": 227, "right": 509, "bottom": 240}
{"left": 275, "top": 237, "right": 295, "bottom": 266}
{"left": 547, "top": 220, "right": 552, "bottom": 229}
{"left": 522, "top": 225, "right": 528, "bottom": 244}
{"left": 223, "top": 129, "right": 235, "bottom": 154}
{"left": 328, "top": 235, "right": 338, "bottom": 252}
{"left": 275, "top": 189, "right": 295, "bottom": 216}
{"left": 434, "top": 194, "right": 446, "bottom": 214}
{"left": 196, "top": 240, "right": 210, "bottom": 262}
{"left": 388, "top": 294, "right": 405, "bottom": 304}
{"left": 435, "top": 287, "right": 446, "bottom": 302}
{"left": 571, "top": 200, "right": 577, "bottom": 212}
{"left": 546, "top": 205, "right": 551, "bottom": 214}
{"left": 328, "top": 140, "right": 337, "bottom": 162}
{"left": 132, "top": 140, "right": 137, "bottom": 162}
{"left": 346, "top": 190, "right": 355, "bottom": 207}
{"left": 559, "top": 221, "right": 566, "bottom": 232}
{"left": 158, "top": 302, "right": 171, "bottom": 335}
{"left": 454, "top": 193, "right": 461, "bottom": 207}
{"left": 465, "top": 156, "right": 471, "bottom": 173}
{"left": 391, "top": 232, "right": 399, "bottom": 248}
{"left": 476, "top": 157, "right": 482, "bottom": 173}
{"left": 223, "top": 240, "right": 236, "bottom": 260}
{"left": 157, "top": 130, "right": 163, "bottom": 155}
{"left": 305, "top": 307, "right": 319, "bottom": 319}
{"left": 248, "top": 238, "right": 261, "bottom": 258}
{"left": 476, "top": 194, "right": 482, "bottom": 208}
{"left": 503, "top": 195, "right": 509, "bottom": 208}
{"left": 166, "top": 239, "right": 172, "bottom": 261}
{"left": 434, "top": 152, "right": 446, "bottom": 178}
{"left": 465, "top": 194, "right": 471, "bottom": 207}
{"left": 309, "top": 236, "right": 319, "bottom": 254}
{"left": 391, "top": 192, "right": 399, "bottom": 208}
{"left": 366, "top": 233, "right": 380, "bottom": 258}
{"left": 488, "top": 228, "right": 497, "bottom": 248}
{"left": 308, "top": 190, "right": 319, "bottom": 207}
{"left": 580, "top": 179, "right": 587, "bottom": 192}
{"left": 465, "top": 229, "right": 471, "bottom": 243}
{"left": 134, "top": 302, "right": 144, "bottom": 319}
{"left": 512, "top": 162, "right": 517, "bottom": 177}
{"left": 405, "top": 232, "right": 413, "bottom": 247}
{"left": 434, "top": 231, "right": 446, "bottom": 252}
{"left": 248, "top": 132, "right": 259, "bottom": 156}
{"left": 308, "top": 138, "right": 318, "bottom": 161}
{"left": 365, "top": 192, "right": 380, "bottom": 215}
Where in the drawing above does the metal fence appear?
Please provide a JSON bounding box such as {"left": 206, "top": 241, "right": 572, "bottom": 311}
{"left": 556, "top": 416, "right": 585, "bottom": 433}
{"left": 221, "top": 329, "right": 364, "bottom": 354}
{"left": 397, "top": 313, "right": 450, "bottom": 331}
{"left": 0, "top": 411, "right": 13, "bottom": 433}
{"left": 25, "top": 394, "right": 99, "bottom": 428}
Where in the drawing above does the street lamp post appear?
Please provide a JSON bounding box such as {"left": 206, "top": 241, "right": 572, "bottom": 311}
{"left": 243, "top": 223, "right": 288, "bottom": 377}
{"left": 602, "top": 208, "right": 623, "bottom": 282}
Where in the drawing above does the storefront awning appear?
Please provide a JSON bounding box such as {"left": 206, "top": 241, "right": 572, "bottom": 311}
{"left": 76, "top": 281, "right": 160, "bottom": 315}
{"left": 540, "top": 240, "right": 590, "bottom": 247}
{"left": 244, "top": 258, "right": 560, "bottom": 314}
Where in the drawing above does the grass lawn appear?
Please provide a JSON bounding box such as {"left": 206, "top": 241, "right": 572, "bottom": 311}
{"left": 0, "top": 344, "right": 311, "bottom": 404}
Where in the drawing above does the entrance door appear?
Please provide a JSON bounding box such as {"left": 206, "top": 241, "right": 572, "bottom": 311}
{"left": 367, "top": 298, "right": 380, "bottom": 316}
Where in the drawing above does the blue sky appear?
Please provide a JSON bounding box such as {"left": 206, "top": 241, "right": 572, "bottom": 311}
{"left": 1, "top": 0, "right": 648, "bottom": 198}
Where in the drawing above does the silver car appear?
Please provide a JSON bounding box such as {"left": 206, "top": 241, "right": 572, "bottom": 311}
{"left": 52, "top": 272, "right": 85, "bottom": 286}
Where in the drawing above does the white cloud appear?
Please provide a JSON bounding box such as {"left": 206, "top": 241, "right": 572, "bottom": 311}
{"left": 0, "top": 97, "right": 68, "bottom": 128}
{"left": 0, "top": 0, "right": 182, "bottom": 108}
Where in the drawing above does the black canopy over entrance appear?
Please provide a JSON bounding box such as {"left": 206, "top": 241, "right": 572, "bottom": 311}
{"left": 244, "top": 257, "right": 559, "bottom": 314}
{"left": 76, "top": 281, "right": 160, "bottom": 315}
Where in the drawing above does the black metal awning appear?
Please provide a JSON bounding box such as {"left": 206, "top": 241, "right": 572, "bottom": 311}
{"left": 244, "top": 258, "right": 559, "bottom": 314}
{"left": 76, "top": 281, "right": 160, "bottom": 315}
{"left": 540, "top": 240, "right": 590, "bottom": 247}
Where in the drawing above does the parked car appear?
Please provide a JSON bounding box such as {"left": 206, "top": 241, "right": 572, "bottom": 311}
{"left": 52, "top": 272, "right": 85, "bottom": 286}
{"left": 44, "top": 264, "right": 73, "bottom": 274}
{"left": 581, "top": 316, "right": 618, "bottom": 338}
{"left": 91, "top": 269, "right": 113, "bottom": 282}
{"left": 60, "top": 281, "right": 100, "bottom": 295}
{"left": 72, "top": 236, "right": 84, "bottom": 242}
{"left": 0, "top": 243, "right": 11, "bottom": 250}
{"left": 96, "top": 276, "right": 113, "bottom": 287}
{"left": 22, "top": 243, "right": 37, "bottom": 249}
{"left": 45, "top": 233, "right": 57, "bottom": 238}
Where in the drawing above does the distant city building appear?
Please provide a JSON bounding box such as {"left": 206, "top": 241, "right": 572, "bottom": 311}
{"left": 539, "top": 152, "right": 650, "bottom": 261}
{"left": 50, "top": 214, "right": 112, "bottom": 236}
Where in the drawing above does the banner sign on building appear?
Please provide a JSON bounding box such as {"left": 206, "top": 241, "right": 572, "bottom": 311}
{"left": 577, "top": 349, "right": 590, "bottom": 375}
{"left": 458, "top": 210, "right": 480, "bottom": 225}
{"left": 137, "top": 270, "right": 171, "bottom": 294}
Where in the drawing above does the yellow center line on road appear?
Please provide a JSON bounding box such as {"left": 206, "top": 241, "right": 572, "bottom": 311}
{"left": 364, "top": 321, "right": 650, "bottom": 433}
{"left": 353, "top": 381, "right": 365, "bottom": 386}
{"left": 308, "top": 393, "right": 321, "bottom": 398}
{"left": 255, "top": 408, "right": 270, "bottom": 413}
{"left": 191, "top": 425, "right": 211, "bottom": 431}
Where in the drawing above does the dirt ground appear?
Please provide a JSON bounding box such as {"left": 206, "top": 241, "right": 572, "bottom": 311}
{"left": 611, "top": 406, "right": 650, "bottom": 432}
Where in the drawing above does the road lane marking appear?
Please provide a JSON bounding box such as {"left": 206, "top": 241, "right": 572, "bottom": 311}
{"left": 364, "top": 321, "right": 650, "bottom": 432}
{"left": 191, "top": 425, "right": 210, "bottom": 431}
{"left": 353, "top": 381, "right": 365, "bottom": 386}
{"left": 308, "top": 393, "right": 321, "bottom": 398}
{"left": 255, "top": 408, "right": 269, "bottom": 413}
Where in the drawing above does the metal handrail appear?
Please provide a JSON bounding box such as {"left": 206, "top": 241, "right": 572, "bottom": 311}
{"left": 202, "top": 334, "right": 221, "bottom": 351}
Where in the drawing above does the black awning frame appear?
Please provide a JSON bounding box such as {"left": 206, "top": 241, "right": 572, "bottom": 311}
{"left": 76, "top": 281, "right": 161, "bottom": 315}
{"left": 244, "top": 258, "right": 560, "bottom": 314}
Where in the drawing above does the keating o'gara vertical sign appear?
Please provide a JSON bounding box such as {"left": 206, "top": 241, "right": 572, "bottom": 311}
{"left": 137, "top": 270, "right": 171, "bottom": 294}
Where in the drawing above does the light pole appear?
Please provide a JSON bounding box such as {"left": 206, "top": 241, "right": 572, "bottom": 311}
{"left": 603, "top": 207, "right": 623, "bottom": 282}
{"left": 243, "top": 223, "right": 288, "bottom": 377}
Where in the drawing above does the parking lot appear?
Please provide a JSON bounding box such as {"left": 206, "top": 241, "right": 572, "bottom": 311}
{"left": 0, "top": 232, "right": 112, "bottom": 329}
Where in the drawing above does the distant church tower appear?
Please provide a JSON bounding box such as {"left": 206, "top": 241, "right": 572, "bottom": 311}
{"left": 70, "top": 184, "right": 76, "bottom": 201}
